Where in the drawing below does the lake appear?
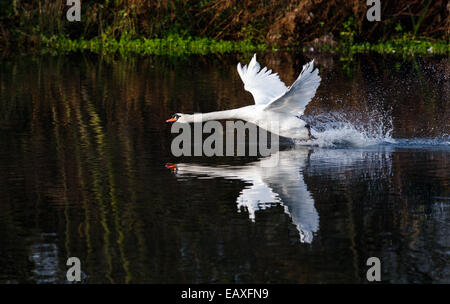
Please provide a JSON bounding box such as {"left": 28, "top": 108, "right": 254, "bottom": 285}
{"left": 0, "top": 52, "right": 448, "bottom": 283}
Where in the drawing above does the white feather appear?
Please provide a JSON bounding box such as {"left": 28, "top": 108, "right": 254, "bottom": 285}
{"left": 264, "top": 60, "right": 321, "bottom": 115}
{"left": 237, "top": 54, "right": 287, "bottom": 105}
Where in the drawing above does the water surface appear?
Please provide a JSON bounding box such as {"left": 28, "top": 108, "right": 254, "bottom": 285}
{"left": 0, "top": 53, "right": 448, "bottom": 283}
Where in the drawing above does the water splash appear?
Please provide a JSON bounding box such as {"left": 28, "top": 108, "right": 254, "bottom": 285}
{"left": 300, "top": 108, "right": 395, "bottom": 148}
{"left": 298, "top": 109, "right": 449, "bottom": 149}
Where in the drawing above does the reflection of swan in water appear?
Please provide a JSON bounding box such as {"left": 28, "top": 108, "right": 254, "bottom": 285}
{"left": 166, "top": 148, "right": 319, "bottom": 243}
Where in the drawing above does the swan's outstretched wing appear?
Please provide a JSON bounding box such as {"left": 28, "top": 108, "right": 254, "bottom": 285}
{"left": 263, "top": 60, "right": 321, "bottom": 115}
{"left": 237, "top": 54, "right": 287, "bottom": 105}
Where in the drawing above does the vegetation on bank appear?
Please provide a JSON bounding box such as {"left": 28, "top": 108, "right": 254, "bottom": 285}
{"left": 40, "top": 35, "right": 268, "bottom": 55}
{"left": 1, "top": 0, "right": 448, "bottom": 56}
{"left": 346, "top": 39, "right": 448, "bottom": 56}
{"left": 40, "top": 34, "right": 448, "bottom": 57}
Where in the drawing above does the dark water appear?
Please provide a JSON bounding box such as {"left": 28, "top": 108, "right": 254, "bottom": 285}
{"left": 0, "top": 52, "right": 448, "bottom": 283}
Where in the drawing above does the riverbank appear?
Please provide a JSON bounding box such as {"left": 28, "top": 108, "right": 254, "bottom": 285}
{"left": 2, "top": 1, "right": 447, "bottom": 57}
{"left": 40, "top": 35, "right": 268, "bottom": 56}
{"left": 38, "top": 35, "right": 448, "bottom": 57}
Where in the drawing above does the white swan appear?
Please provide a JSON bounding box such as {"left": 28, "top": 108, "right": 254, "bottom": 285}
{"left": 166, "top": 54, "right": 321, "bottom": 140}
{"left": 166, "top": 148, "right": 319, "bottom": 243}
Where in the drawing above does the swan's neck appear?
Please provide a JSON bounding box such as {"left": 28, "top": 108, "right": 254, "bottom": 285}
{"left": 183, "top": 107, "right": 250, "bottom": 123}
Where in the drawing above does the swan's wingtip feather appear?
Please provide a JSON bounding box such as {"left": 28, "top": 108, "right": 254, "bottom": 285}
{"left": 236, "top": 54, "right": 287, "bottom": 105}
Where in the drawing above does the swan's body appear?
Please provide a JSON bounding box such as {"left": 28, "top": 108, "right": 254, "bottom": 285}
{"left": 167, "top": 54, "right": 321, "bottom": 140}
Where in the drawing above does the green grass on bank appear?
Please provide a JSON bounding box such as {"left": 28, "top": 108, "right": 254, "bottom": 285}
{"left": 348, "top": 38, "right": 449, "bottom": 55}
{"left": 40, "top": 35, "right": 449, "bottom": 56}
{"left": 41, "top": 35, "right": 269, "bottom": 55}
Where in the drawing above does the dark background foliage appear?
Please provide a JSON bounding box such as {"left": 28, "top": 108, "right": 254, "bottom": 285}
{"left": 0, "top": 0, "right": 448, "bottom": 50}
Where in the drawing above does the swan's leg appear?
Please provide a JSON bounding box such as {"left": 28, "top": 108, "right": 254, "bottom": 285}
{"left": 305, "top": 124, "right": 316, "bottom": 140}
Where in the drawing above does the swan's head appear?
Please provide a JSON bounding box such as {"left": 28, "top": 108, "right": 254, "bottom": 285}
{"left": 166, "top": 113, "right": 182, "bottom": 123}
{"left": 166, "top": 113, "right": 193, "bottom": 123}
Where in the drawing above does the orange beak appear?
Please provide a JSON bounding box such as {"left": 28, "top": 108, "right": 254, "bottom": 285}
{"left": 166, "top": 117, "right": 178, "bottom": 123}
{"left": 165, "top": 163, "right": 177, "bottom": 173}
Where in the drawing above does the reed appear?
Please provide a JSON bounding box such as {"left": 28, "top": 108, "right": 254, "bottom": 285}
{"left": 0, "top": 0, "right": 448, "bottom": 55}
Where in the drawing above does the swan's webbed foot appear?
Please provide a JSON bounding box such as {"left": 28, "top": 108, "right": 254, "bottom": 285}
{"left": 305, "top": 124, "right": 316, "bottom": 140}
